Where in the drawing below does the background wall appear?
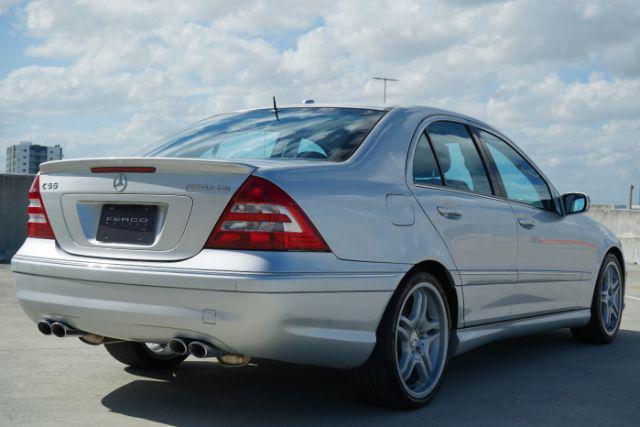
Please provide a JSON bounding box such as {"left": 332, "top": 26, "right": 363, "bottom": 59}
{"left": 587, "top": 207, "right": 640, "bottom": 265}
{"left": 0, "top": 174, "right": 34, "bottom": 262}
{"left": 0, "top": 180, "right": 638, "bottom": 264}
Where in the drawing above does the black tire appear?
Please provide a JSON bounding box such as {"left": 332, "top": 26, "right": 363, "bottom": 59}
{"left": 104, "top": 341, "right": 187, "bottom": 370}
{"left": 571, "top": 253, "right": 624, "bottom": 344}
{"left": 353, "top": 271, "right": 452, "bottom": 409}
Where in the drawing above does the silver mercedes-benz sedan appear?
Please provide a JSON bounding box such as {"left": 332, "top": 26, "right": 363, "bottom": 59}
{"left": 11, "top": 105, "right": 625, "bottom": 408}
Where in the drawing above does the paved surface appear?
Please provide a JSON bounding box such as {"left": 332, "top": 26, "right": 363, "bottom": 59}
{"left": 1, "top": 264, "right": 639, "bottom": 426}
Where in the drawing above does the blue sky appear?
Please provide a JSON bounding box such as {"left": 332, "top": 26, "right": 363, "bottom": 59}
{"left": 1, "top": 0, "right": 639, "bottom": 204}
{"left": 0, "top": 12, "right": 26, "bottom": 77}
{"left": 0, "top": 7, "right": 69, "bottom": 76}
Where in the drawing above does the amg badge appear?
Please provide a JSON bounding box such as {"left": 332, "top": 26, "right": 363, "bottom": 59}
{"left": 185, "top": 183, "right": 231, "bottom": 193}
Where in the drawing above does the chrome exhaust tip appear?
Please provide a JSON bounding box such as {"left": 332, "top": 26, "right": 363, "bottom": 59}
{"left": 187, "top": 340, "right": 223, "bottom": 358}
{"left": 168, "top": 338, "right": 189, "bottom": 355}
{"left": 37, "top": 319, "right": 52, "bottom": 335}
{"left": 50, "top": 322, "right": 83, "bottom": 338}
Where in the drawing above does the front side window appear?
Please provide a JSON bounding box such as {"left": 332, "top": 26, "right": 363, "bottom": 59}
{"left": 142, "top": 107, "right": 385, "bottom": 162}
{"left": 426, "top": 122, "right": 492, "bottom": 195}
{"left": 480, "top": 130, "right": 554, "bottom": 211}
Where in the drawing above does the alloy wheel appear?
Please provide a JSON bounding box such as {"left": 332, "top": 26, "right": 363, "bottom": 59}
{"left": 600, "top": 262, "right": 623, "bottom": 334}
{"left": 395, "top": 282, "right": 448, "bottom": 399}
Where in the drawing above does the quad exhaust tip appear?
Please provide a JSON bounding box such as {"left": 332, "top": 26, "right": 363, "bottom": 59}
{"left": 37, "top": 320, "right": 52, "bottom": 335}
{"left": 50, "top": 321, "right": 83, "bottom": 338}
{"left": 187, "top": 340, "right": 223, "bottom": 359}
{"left": 168, "top": 338, "right": 189, "bottom": 355}
{"left": 37, "top": 318, "right": 117, "bottom": 345}
{"left": 180, "top": 338, "right": 250, "bottom": 366}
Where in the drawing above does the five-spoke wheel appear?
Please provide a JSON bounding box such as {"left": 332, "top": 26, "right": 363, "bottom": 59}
{"left": 572, "top": 253, "right": 624, "bottom": 344}
{"left": 600, "top": 262, "right": 623, "bottom": 335}
{"left": 395, "top": 283, "right": 448, "bottom": 399}
{"left": 354, "top": 271, "right": 451, "bottom": 409}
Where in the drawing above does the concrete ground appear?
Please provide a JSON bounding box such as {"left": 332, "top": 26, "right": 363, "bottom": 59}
{"left": 1, "top": 264, "right": 639, "bottom": 426}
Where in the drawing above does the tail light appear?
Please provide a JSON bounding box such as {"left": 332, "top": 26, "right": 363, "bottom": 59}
{"left": 27, "top": 175, "right": 55, "bottom": 239}
{"left": 205, "top": 176, "right": 330, "bottom": 251}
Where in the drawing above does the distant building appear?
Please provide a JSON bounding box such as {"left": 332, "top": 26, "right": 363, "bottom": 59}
{"left": 5, "top": 141, "right": 63, "bottom": 174}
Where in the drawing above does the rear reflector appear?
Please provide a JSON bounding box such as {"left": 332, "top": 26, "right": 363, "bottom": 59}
{"left": 27, "top": 175, "right": 55, "bottom": 239}
{"left": 91, "top": 167, "right": 156, "bottom": 173}
{"left": 205, "top": 176, "right": 330, "bottom": 251}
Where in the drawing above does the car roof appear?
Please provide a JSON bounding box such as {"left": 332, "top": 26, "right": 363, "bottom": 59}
{"left": 195, "top": 103, "right": 504, "bottom": 148}
{"left": 236, "top": 103, "right": 495, "bottom": 130}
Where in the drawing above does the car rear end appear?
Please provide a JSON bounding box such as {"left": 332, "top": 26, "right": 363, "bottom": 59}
{"left": 11, "top": 106, "right": 404, "bottom": 368}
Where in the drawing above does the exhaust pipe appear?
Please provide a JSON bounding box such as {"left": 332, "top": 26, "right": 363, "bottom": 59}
{"left": 218, "top": 354, "right": 251, "bottom": 367}
{"left": 168, "top": 338, "right": 190, "bottom": 355}
{"left": 79, "top": 334, "right": 121, "bottom": 346}
{"left": 38, "top": 318, "right": 118, "bottom": 345}
{"left": 50, "top": 322, "right": 83, "bottom": 338}
{"left": 37, "top": 319, "right": 52, "bottom": 335}
{"left": 188, "top": 340, "right": 224, "bottom": 358}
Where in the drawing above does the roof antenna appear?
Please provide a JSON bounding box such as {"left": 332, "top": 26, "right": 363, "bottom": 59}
{"left": 272, "top": 96, "right": 280, "bottom": 121}
{"left": 372, "top": 76, "right": 398, "bottom": 104}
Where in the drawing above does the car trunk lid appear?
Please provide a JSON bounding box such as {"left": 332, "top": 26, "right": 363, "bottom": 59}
{"left": 38, "top": 157, "right": 255, "bottom": 261}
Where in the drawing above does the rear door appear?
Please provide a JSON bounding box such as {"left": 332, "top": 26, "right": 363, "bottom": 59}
{"left": 476, "top": 129, "right": 589, "bottom": 316}
{"left": 409, "top": 119, "right": 518, "bottom": 326}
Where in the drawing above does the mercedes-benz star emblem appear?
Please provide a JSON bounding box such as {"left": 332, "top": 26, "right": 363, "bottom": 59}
{"left": 113, "top": 173, "right": 128, "bottom": 192}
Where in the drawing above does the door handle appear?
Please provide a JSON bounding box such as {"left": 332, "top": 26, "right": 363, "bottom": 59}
{"left": 517, "top": 215, "right": 536, "bottom": 229}
{"left": 437, "top": 205, "right": 462, "bottom": 219}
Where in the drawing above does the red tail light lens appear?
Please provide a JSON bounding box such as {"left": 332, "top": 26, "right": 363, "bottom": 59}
{"left": 205, "top": 176, "right": 330, "bottom": 251}
{"left": 27, "top": 175, "right": 55, "bottom": 239}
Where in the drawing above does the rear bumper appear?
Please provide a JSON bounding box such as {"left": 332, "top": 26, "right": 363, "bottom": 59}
{"left": 11, "top": 239, "right": 405, "bottom": 368}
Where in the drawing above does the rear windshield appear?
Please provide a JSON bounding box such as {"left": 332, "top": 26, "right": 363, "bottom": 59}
{"left": 143, "top": 107, "right": 386, "bottom": 162}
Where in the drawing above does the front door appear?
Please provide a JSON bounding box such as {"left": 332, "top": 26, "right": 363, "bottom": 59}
{"left": 478, "top": 129, "right": 589, "bottom": 316}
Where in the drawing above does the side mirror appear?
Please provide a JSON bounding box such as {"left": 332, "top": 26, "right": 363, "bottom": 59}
{"left": 562, "top": 192, "right": 589, "bottom": 215}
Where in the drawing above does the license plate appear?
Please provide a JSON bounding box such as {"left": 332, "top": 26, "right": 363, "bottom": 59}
{"left": 96, "top": 204, "right": 157, "bottom": 244}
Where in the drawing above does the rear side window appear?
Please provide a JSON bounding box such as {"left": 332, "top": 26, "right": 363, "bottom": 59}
{"left": 480, "top": 130, "right": 554, "bottom": 211}
{"left": 412, "top": 133, "right": 443, "bottom": 186}
{"left": 426, "top": 122, "right": 492, "bottom": 195}
{"left": 142, "top": 107, "right": 386, "bottom": 162}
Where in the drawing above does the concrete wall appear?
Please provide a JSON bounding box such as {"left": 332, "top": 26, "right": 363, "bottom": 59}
{"left": 0, "top": 174, "right": 638, "bottom": 264}
{"left": 0, "top": 174, "right": 34, "bottom": 262}
{"left": 587, "top": 207, "right": 640, "bottom": 265}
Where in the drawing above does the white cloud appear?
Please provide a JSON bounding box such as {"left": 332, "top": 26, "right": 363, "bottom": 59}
{"left": 0, "top": 0, "right": 20, "bottom": 15}
{"left": 0, "top": 0, "right": 639, "bottom": 204}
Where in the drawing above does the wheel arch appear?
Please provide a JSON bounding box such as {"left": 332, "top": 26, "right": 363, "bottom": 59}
{"left": 605, "top": 246, "right": 625, "bottom": 283}
{"left": 403, "top": 260, "right": 462, "bottom": 330}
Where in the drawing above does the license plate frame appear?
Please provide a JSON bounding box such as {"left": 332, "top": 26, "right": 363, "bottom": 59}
{"left": 96, "top": 204, "right": 158, "bottom": 245}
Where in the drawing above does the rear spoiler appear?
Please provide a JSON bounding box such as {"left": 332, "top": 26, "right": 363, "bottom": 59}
{"left": 39, "top": 157, "right": 257, "bottom": 175}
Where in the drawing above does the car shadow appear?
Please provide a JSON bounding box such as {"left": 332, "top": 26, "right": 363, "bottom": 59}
{"left": 101, "top": 329, "right": 640, "bottom": 426}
